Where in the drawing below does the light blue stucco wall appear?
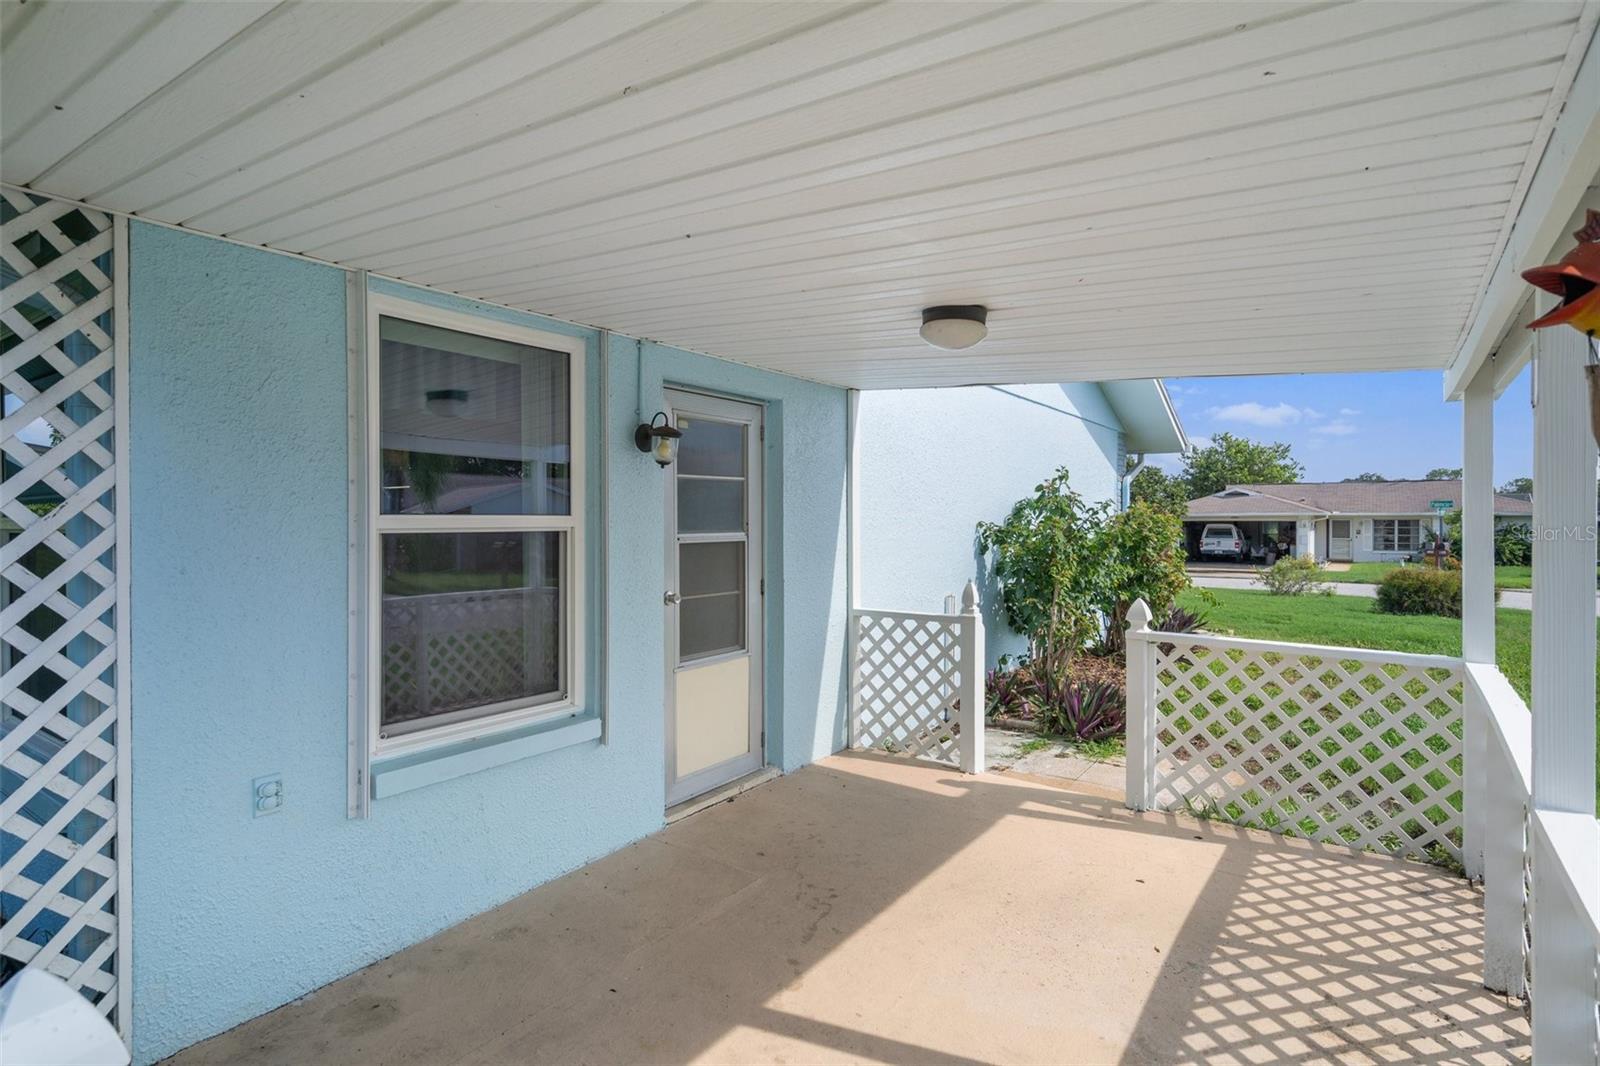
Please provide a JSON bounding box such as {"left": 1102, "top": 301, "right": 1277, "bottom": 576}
{"left": 855, "top": 383, "right": 1124, "bottom": 665}
{"left": 126, "top": 224, "right": 847, "bottom": 1063}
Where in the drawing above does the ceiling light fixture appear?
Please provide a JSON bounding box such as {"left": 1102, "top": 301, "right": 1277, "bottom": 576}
{"left": 919, "top": 305, "right": 988, "bottom": 350}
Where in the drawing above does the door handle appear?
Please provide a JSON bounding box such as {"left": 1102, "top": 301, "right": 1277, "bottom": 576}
{"left": 664, "top": 591, "right": 681, "bottom": 605}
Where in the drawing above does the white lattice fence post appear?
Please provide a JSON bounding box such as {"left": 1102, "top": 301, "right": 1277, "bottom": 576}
{"left": 958, "top": 581, "right": 984, "bottom": 774}
{"left": 1124, "top": 598, "right": 1154, "bottom": 810}
{"left": 848, "top": 609, "right": 862, "bottom": 750}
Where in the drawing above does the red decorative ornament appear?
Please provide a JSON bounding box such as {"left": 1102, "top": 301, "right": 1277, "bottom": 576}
{"left": 1524, "top": 208, "right": 1600, "bottom": 334}
{"left": 1523, "top": 208, "right": 1600, "bottom": 446}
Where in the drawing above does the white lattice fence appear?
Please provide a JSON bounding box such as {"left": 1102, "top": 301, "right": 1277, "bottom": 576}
{"left": 0, "top": 189, "right": 128, "bottom": 1029}
{"left": 381, "top": 587, "right": 559, "bottom": 729}
{"left": 850, "top": 585, "right": 984, "bottom": 773}
{"left": 1131, "top": 625, "right": 1464, "bottom": 863}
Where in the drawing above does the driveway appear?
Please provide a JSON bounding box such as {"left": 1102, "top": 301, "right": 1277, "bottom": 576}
{"left": 1189, "top": 571, "right": 1599, "bottom": 616}
{"left": 169, "top": 753, "right": 1526, "bottom": 1065}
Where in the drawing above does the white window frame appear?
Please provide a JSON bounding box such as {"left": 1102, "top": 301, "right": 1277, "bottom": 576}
{"left": 365, "top": 294, "right": 586, "bottom": 758}
{"left": 1372, "top": 518, "right": 1420, "bottom": 553}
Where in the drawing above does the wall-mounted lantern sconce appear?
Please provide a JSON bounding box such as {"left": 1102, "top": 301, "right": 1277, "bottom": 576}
{"left": 634, "top": 411, "right": 682, "bottom": 467}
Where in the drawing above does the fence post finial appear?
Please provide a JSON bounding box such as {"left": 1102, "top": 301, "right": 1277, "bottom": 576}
{"left": 961, "top": 579, "right": 980, "bottom": 614}
{"left": 1127, "top": 597, "right": 1153, "bottom": 631}
{"left": 1124, "top": 597, "right": 1154, "bottom": 811}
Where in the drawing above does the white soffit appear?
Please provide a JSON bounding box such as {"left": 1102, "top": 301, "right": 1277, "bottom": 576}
{"left": 2, "top": 1, "right": 1596, "bottom": 390}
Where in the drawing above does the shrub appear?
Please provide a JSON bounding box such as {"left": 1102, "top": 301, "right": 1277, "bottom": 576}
{"left": 1444, "top": 510, "right": 1533, "bottom": 566}
{"left": 1038, "top": 678, "right": 1125, "bottom": 741}
{"left": 1376, "top": 567, "right": 1463, "bottom": 617}
{"left": 1097, "top": 501, "right": 1190, "bottom": 656}
{"left": 1253, "top": 556, "right": 1332, "bottom": 596}
{"left": 1495, "top": 524, "right": 1532, "bottom": 566}
{"left": 976, "top": 468, "right": 1109, "bottom": 705}
{"left": 977, "top": 472, "right": 1193, "bottom": 683}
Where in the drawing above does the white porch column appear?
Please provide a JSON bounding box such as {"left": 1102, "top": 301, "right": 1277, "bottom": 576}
{"left": 1529, "top": 310, "right": 1598, "bottom": 1064}
{"left": 1295, "top": 519, "right": 1316, "bottom": 560}
{"left": 1461, "top": 360, "right": 1495, "bottom": 882}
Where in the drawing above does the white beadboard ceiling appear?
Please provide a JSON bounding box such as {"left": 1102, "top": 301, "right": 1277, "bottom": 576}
{"left": 3, "top": 0, "right": 1595, "bottom": 389}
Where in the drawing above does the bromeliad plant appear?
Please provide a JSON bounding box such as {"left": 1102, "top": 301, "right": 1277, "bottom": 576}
{"left": 1038, "top": 678, "right": 1126, "bottom": 742}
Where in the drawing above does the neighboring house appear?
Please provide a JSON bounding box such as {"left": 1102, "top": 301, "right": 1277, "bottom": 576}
{"left": 1185, "top": 480, "right": 1534, "bottom": 563}
{"left": 855, "top": 381, "right": 1186, "bottom": 665}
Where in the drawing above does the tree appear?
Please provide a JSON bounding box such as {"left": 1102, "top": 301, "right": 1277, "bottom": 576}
{"left": 1425, "top": 467, "right": 1462, "bottom": 480}
{"left": 1128, "top": 466, "right": 1191, "bottom": 515}
{"left": 1097, "top": 501, "right": 1189, "bottom": 655}
{"left": 976, "top": 468, "right": 1111, "bottom": 706}
{"left": 1499, "top": 477, "right": 1533, "bottom": 496}
{"left": 1182, "top": 432, "right": 1304, "bottom": 497}
{"left": 1343, "top": 472, "right": 1388, "bottom": 482}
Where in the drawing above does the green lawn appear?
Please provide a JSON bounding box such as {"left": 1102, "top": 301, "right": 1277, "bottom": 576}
{"left": 1319, "top": 562, "right": 1533, "bottom": 589}
{"left": 1177, "top": 587, "right": 1596, "bottom": 803}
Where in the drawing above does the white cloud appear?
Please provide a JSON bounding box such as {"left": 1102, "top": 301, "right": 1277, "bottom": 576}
{"left": 1205, "top": 401, "right": 1305, "bottom": 427}
{"left": 1303, "top": 407, "right": 1325, "bottom": 420}
{"left": 1339, "top": 407, "right": 1360, "bottom": 416}
{"left": 1311, "top": 420, "right": 1358, "bottom": 436}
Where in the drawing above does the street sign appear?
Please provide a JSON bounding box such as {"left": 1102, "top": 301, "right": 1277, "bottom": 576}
{"left": 1430, "top": 499, "right": 1453, "bottom": 512}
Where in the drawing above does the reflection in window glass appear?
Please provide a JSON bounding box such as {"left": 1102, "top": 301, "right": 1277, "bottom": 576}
{"left": 679, "top": 591, "right": 743, "bottom": 661}
{"left": 380, "top": 531, "right": 563, "bottom": 734}
{"left": 676, "top": 417, "right": 744, "bottom": 477}
{"left": 677, "top": 478, "right": 744, "bottom": 533}
{"left": 378, "top": 316, "right": 569, "bottom": 516}
{"left": 679, "top": 541, "right": 742, "bottom": 597}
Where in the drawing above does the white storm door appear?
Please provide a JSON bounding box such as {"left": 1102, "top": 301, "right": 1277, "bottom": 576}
{"left": 1330, "top": 520, "right": 1353, "bottom": 561}
{"left": 664, "top": 390, "right": 764, "bottom": 807}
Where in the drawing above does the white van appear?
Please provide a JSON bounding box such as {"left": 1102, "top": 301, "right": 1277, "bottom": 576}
{"left": 1199, "top": 523, "right": 1246, "bottom": 562}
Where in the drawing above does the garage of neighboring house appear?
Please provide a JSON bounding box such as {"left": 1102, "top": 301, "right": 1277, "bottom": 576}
{"left": 1185, "top": 480, "right": 1533, "bottom": 564}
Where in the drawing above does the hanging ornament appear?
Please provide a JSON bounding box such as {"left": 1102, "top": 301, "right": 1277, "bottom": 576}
{"left": 1523, "top": 208, "right": 1600, "bottom": 446}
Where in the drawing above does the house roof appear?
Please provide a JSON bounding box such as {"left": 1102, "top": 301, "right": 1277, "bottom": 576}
{"left": 2, "top": 4, "right": 1596, "bottom": 390}
{"left": 1098, "top": 380, "right": 1187, "bottom": 455}
{"left": 1186, "top": 479, "right": 1535, "bottom": 519}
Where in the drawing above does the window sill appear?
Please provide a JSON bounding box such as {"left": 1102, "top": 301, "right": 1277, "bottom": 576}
{"left": 370, "top": 712, "right": 601, "bottom": 800}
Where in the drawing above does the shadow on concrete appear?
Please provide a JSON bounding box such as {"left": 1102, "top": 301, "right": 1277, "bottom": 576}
{"left": 167, "top": 753, "right": 1527, "bottom": 1065}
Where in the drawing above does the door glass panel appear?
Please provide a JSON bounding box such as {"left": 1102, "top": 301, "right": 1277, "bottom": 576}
{"left": 1332, "top": 520, "right": 1351, "bottom": 537}
{"left": 677, "top": 478, "right": 744, "bottom": 533}
{"left": 680, "top": 592, "right": 744, "bottom": 661}
{"left": 677, "top": 418, "right": 745, "bottom": 477}
{"left": 378, "top": 316, "right": 570, "bottom": 516}
{"left": 680, "top": 541, "right": 743, "bottom": 597}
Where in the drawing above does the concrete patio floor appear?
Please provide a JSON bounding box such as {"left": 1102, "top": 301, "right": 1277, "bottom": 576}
{"left": 169, "top": 754, "right": 1528, "bottom": 1065}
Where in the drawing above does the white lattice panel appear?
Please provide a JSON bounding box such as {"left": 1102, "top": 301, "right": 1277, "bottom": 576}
{"left": 1149, "top": 634, "right": 1464, "bottom": 863}
{"left": 0, "top": 189, "right": 126, "bottom": 1026}
{"left": 851, "top": 609, "right": 967, "bottom": 767}
{"left": 381, "top": 588, "right": 559, "bottom": 727}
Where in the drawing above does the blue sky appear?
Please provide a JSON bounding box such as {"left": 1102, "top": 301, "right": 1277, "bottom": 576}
{"left": 1154, "top": 367, "right": 1534, "bottom": 485}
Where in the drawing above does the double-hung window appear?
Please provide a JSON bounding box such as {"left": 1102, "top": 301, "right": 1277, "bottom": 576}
{"left": 1372, "top": 519, "right": 1420, "bottom": 553}
{"left": 367, "top": 298, "right": 584, "bottom": 753}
